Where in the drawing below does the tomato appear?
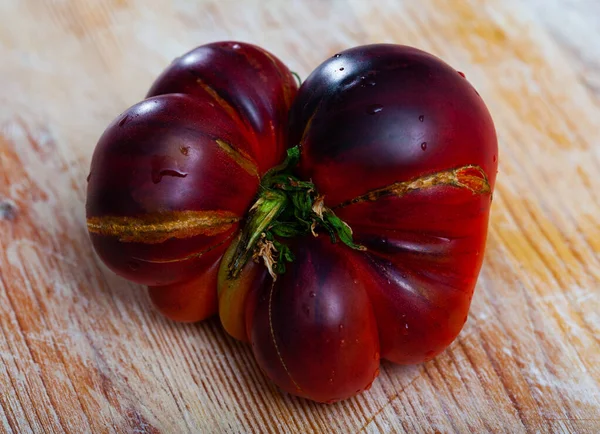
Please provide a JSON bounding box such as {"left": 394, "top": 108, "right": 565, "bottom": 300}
{"left": 86, "top": 42, "right": 497, "bottom": 403}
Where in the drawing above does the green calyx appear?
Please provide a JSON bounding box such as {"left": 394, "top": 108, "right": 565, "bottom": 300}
{"left": 226, "top": 146, "right": 365, "bottom": 280}
{"left": 291, "top": 71, "right": 302, "bottom": 87}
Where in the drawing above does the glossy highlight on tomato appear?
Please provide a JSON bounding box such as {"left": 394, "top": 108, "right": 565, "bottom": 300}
{"left": 86, "top": 42, "right": 497, "bottom": 403}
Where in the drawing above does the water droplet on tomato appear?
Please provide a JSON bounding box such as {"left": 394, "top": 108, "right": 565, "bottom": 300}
{"left": 232, "top": 43, "right": 241, "bottom": 49}
{"left": 328, "top": 378, "right": 334, "bottom": 384}
{"left": 366, "top": 104, "right": 383, "bottom": 115}
{"left": 152, "top": 169, "right": 188, "bottom": 184}
{"left": 339, "top": 324, "right": 344, "bottom": 331}
{"left": 421, "top": 142, "right": 427, "bottom": 151}
{"left": 457, "top": 71, "right": 466, "bottom": 78}
{"left": 127, "top": 261, "right": 140, "bottom": 271}
{"left": 309, "top": 291, "right": 316, "bottom": 298}
{"left": 118, "top": 115, "right": 130, "bottom": 127}
{"left": 340, "top": 339, "right": 346, "bottom": 347}
{"left": 402, "top": 324, "right": 409, "bottom": 335}
{"left": 419, "top": 115, "right": 424, "bottom": 122}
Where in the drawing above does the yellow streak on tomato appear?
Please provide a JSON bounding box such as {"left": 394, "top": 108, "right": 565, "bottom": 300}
{"left": 214, "top": 138, "right": 260, "bottom": 179}
{"left": 336, "top": 164, "right": 491, "bottom": 208}
{"left": 196, "top": 78, "right": 243, "bottom": 125}
{"left": 87, "top": 210, "right": 239, "bottom": 244}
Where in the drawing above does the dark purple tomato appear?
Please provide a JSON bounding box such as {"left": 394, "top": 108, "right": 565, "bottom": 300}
{"left": 86, "top": 42, "right": 298, "bottom": 321}
{"left": 87, "top": 42, "right": 497, "bottom": 404}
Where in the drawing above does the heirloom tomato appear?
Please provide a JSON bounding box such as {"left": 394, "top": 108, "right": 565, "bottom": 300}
{"left": 86, "top": 42, "right": 497, "bottom": 403}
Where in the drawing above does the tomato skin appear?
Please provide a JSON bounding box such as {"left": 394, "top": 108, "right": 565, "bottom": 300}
{"left": 249, "top": 236, "right": 380, "bottom": 403}
{"left": 148, "top": 244, "right": 224, "bottom": 322}
{"left": 343, "top": 185, "right": 490, "bottom": 364}
{"left": 86, "top": 42, "right": 297, "bottom": 320}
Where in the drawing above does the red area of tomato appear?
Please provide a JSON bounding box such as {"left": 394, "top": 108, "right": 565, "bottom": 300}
{"left": 86, "top": 43, "right": 497, "bottom": 403}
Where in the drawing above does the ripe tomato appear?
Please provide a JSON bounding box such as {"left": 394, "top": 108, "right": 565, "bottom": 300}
{"left": 86, "top": 43, "right": 497, "bottom": 403}
{"left": 86, "top": 41, "right": 297, "bottom": 321}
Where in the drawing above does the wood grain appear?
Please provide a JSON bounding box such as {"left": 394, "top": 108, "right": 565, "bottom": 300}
{"left": 1, "top": 0, "right": 599, "bottom": 432}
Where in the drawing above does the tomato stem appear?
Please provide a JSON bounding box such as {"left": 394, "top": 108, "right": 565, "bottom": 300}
{"left": 227, "top": 189, "right": 287, "bottom": 278}
{"left": 226, "top": 146, "right": 365, "bottom": 280}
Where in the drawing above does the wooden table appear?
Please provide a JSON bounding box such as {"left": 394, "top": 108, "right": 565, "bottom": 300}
{"left": 1, "top": 1, "right": 599, "bottom": 432}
